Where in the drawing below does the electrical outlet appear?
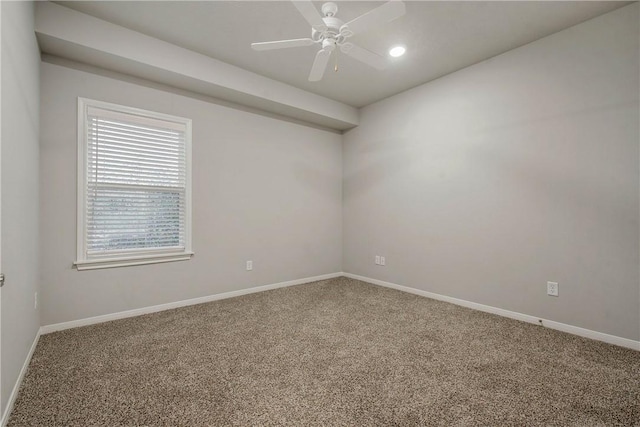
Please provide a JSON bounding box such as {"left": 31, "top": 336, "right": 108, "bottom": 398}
{"left": 34, "top": 292, "right": 38, "bottom": 309}
{"left": 547, "top": 281, "right": 559, "bottom": 297}
{"left": 246, "top": 260, "right": 253, "bottom": 271}
{"left": 375, "top": 255, "right": 380, "bottom": 265}
{"left": 380, "top": 256, "right": 386, "bottom": 266}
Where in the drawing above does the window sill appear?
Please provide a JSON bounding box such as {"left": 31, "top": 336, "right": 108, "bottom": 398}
{"left": 74, "top": 252, "right": 194, "bottom": 271}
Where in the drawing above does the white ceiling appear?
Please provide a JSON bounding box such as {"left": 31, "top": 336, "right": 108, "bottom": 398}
{"left": 55, "top": 1, "right": 629, "bottom": 108}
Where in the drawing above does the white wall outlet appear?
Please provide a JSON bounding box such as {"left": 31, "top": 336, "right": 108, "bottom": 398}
{"left": 375, "top": 255, "right": 380, "bottom": 265}
{"left": 34, "top": 292, "right": 38, "bottom": 309}
{"left": 380, "top": 256, "right": 386, "bottom": 266}
{"left": 547, "top": 281, "right": 559, "bottom": 297}
{"left": 246, "top": 260, "right": 253, "bottom": 271}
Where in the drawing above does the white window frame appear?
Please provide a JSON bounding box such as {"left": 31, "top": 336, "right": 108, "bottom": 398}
{"left": 75, "top": 98, "right": 193, "bottom": 271}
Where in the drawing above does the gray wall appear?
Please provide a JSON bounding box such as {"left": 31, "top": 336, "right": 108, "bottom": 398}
{"left": 343, "top": 4, "right": 640, "bottom": 341}
{"left": 40, "top": 61, "right": 342, "bottom": 326}
{"left": 1, "top": 1, "right": 41, "bottom": 415}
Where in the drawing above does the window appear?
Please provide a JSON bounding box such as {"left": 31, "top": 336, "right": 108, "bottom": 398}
{"left": 76, "top": 98, "right": 192, "bottom": 270}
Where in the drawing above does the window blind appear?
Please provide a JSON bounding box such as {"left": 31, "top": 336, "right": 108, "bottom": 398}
{"left": 84, "top": 106, "right": 187, "bottom": 256}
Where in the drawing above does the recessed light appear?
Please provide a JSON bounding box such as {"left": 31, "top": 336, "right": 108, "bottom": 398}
{"left": 389, "top": 45, "right": 406, "bottom": 58}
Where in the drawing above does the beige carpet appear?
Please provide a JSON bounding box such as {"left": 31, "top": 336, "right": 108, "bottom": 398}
{"left": 8, "top": 277, "right": 640, "bottom": 426}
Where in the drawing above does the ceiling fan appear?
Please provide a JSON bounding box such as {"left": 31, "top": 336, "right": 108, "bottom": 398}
{"left": 251, "top": 0, "right": 406, "bottom": 82}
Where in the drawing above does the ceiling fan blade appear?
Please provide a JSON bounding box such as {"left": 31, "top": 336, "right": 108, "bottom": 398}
{"left": 251, "top": 38, "right": 315, "bottom": 51}
{"left": 291, "top": 1, "right": 327, "bottom": 32}
{"left": 308, "top": 48, "right": 332, "bottom": 81}
{"left": 344, "top": 0, "right": 406, "bottom": 36}
{"left": 340, "top": 43, "right": 388, "bottom": 70}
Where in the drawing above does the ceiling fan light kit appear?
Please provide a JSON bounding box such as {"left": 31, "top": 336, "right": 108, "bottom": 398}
{"left": 251, "top": 0, "right": 406, "bottom": 82}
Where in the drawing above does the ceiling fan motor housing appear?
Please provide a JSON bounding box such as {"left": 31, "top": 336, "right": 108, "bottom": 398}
{"left": 322, "top": 38, "right": 336, "bottom": 51}
{"left": 312, "top": 16, "right": 352, "bottom": 44}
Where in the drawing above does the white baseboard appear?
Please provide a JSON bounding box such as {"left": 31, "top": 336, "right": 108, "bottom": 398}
{"left": 41, "top": 272, "right": 342, "bottom": 334}
{"left": 344, "top": 273, "right": 640, "bottom": 351}
{"left": 1, "top": 329, "right": 41, "bottom": 427}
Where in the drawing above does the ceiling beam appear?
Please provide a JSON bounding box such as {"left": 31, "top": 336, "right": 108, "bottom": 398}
{"left": 35, "top": 2, "right": 359, "bottom": 131}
